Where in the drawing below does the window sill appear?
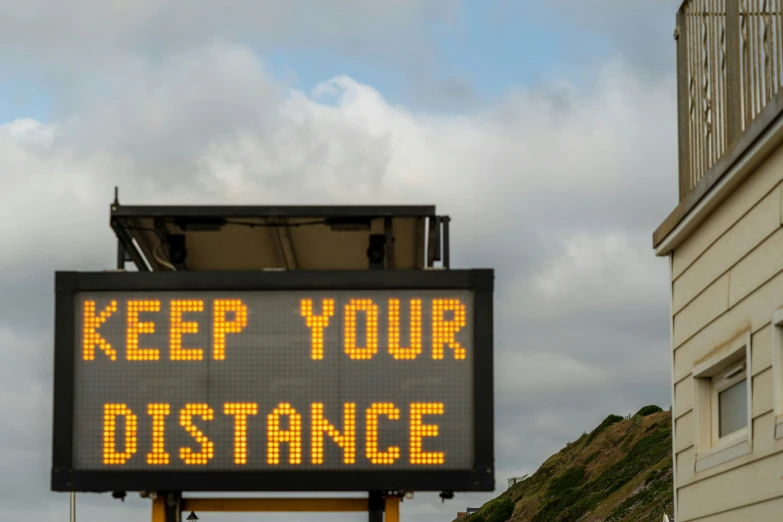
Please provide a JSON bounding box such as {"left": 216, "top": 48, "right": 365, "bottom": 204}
{"left": 695, "top": 436, "right": 751, "bottom": 473}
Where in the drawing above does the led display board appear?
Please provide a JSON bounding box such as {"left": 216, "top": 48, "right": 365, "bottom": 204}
{"left": 51, "top": 270, "right": 494, "bottom": 492}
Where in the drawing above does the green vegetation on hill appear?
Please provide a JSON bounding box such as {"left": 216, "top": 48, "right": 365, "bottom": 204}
{"left": 467, "top": 498, "right": 515, "bottom": 522}
{"left": 453, "top": 409, "right": 673, "bottom": 522}
{"left": 635, "top": 405, "right": 664, "bottom": 417}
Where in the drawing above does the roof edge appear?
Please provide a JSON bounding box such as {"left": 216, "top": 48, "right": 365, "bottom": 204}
{"left": 653, "top": 89, "right": 783, "bottom": 255}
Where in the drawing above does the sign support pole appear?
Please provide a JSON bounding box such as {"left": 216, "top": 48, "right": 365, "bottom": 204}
{"left": 165, "top": 493, "right": 181, "bottom": 522}
{"left": 368, "top": 491, "right": 384, "bottom": 522}
{"left": 151, "top": 494, "right": 181, "bottom": 522}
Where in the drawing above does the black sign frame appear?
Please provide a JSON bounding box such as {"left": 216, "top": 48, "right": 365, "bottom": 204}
{"left": 51, "top": 269, "right": 494, "bottom": 492}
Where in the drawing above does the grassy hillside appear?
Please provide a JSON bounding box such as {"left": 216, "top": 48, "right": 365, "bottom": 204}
{"left": 457, "top": 407, "right": 673, "bottom": 522}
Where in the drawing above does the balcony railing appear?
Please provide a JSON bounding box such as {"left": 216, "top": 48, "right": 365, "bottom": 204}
{"left": 677, "top": 0, "right": 783, "bottom": 201}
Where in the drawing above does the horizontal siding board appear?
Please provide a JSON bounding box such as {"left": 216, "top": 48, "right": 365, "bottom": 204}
{"left": 675, "top": 410, "right": 695, "bottom": 453}
{"left": 678, "top": 451, "right": 783, "bottom": 520}
{"left": 753, "top": 368, "right": 774, "bottom": 419}
{"left": 672, "top": 147, "right": 783, "bottom": 280}
{"left": 687, "top": 495, "right": 783, "bottom": 522}
{"left": 673, "top": 273, "right": 730, "bottom": 347}
{"left": 730, "top": 226, "right": 783, "bottom": 307}
{"left": 752, "top": 325, "right": 773, "bottom": 376}
{"left": 673, "top": 188, "right": 781, "bottom": 314}
{"left": 674, "top": 376, "right": 694, "bottom": 418}
{"left": 676, "top": 445, "right": 695, "bottom": 488}
{"left": 753, "top": 412, "right": 776, "bottom": 457}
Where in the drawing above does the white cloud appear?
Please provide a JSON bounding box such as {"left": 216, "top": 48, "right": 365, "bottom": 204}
{"left": 0, "top": 0, "right": 459, "bottom": 91}
{"left": 531, "top": 230, "right": 667, "bottom": 307}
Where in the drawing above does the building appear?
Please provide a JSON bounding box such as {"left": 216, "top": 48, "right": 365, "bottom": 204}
{"left": 653, "top": 2, "right": 783, "bottom": 521}
{"left": 455, "top": 507, "right": 480, "bottom": 519}
{"left": 507, "top": 475, "right": 528, "bottom": 489}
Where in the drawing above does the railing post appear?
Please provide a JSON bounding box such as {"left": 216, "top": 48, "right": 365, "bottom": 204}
{"left": 676, "top": 8, "right": 692, "bottom": 201}
{"left": 726, "top": 0, "right": 742, "bottom": 146}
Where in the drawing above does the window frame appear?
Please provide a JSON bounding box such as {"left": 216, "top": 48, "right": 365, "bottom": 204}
{"left": 692, "top": 331, "right": 752, "bottom": 473}
{"left": 710, "top": 359, "right": 748, "bottom": 445}
{"left": 772, "top": 308, "right": 783, "bottom": 439}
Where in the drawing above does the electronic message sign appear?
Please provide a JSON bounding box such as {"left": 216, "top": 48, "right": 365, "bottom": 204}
{"left": 51, "top": 270, "right": 494, "bottom": 492}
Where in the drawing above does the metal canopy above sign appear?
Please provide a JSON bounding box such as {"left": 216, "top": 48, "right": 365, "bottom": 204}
{"left": 110, "top": 202, "right": 451, "bottom": 272}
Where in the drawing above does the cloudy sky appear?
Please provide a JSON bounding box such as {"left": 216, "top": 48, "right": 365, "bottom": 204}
{"left": 1, "top": 1, "right": 681, "bottom": 520}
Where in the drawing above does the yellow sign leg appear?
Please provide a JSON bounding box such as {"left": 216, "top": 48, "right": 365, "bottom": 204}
{"left": 151, "top": 496, "right": 166, "bottom": 522}
{"left": 385, "top": 495, "right": 400, "bottom": 522}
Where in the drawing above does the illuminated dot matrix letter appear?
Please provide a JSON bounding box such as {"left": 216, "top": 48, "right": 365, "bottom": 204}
{"left": 300, "top": 299, "right": 335, "bottom": 360}
{"left": 267, "top": 403, "right": 302, "bottom": 465}
{"left": 344, "top": 299, "right": 379, "bottom": 360}
{"left": 127, "top": 300, "right": 161, "bottom": 361}
{"left": 410, "top": 403, "right": 445, "bottom": 465}
{"left": 179, "top": 404, "right": 215, "bottom": 465}
{"left": 213, "top": 299, "right": 248, "bottom": 360}
{"left": 366, "top": 403, "right": 400, "bottom": 465}
{"left": 432, "top": 299, "right": 467, "bottom": 360}
{"left": 83, "top": 300, "right": 118, "bottom": 360}
{"left": 224, "top": 403, "right": 259, "bottom": 465}
{"left": 147, "top": 404, "right": 171, "bottom": 465}
{"left": 103, "top": 404, "right": 137, "bottom": 465}
{"left": 170, "top": 300, "right": 205, "bottom": 361}
{"left": 311, "top": 403, "right": 356, "bottom": 465}
{"left": 388, "top": 299, "right": 422, "bottom": 360}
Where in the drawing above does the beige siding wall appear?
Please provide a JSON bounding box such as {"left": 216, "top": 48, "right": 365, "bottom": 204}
{"left": 670, "top": 144, "right": 783, "bottom": 521}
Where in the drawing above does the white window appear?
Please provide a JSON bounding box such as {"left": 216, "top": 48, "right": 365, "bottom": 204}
{"left": 692, "top": 331, "right": 752, "bottom": 473}
{"left": 712, "top": 360, "right": 748, "bottom": 442}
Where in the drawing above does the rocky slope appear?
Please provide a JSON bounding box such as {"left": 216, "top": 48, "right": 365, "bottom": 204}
{"left": 457, "top": 406, "right": 674, "bottom": 522}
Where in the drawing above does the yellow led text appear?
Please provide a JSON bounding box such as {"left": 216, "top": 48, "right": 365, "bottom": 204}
{"left": 213, "top": 299, "right": 248, "bottom": 361}
{"left": 366, "top": 403, "right": 401, "bottom": 465}
{"left": 225, "top": 403, "right": 259, "bottom": 465}
{"left": 300, "top": 298, "right": 335, "bottom": 360}
{"left": 170, "top": 300, "right": 204, "bottom": 361}
{"left": 410, "top": 402, "right": 445, "bottom": 464}
{"left": 99, "top": 402, "right": 446, "bottom": 466}
{"left": 83, "top": 300, "right": 118, "bottom": 360}
{"left": 298, "top": 297, "right": 467, "bottom": 360}
{"left": 267, "top": 403, "right": 303, "bottom": 465}
{"left": 103, "top": 403, "right": 137, "bottom": 465}
{"left": 344, "top": 299, "right": 379, "bottom": 360}
{"left": 127, "top": 300, "right": 161, "bottom": 361}
{"left": 311, "top": 402, "right": 356, "bottom": 464}
{"left": 179, "top": 404, "right": 215, "bottom": 465}
{"left": 388, "top": 299, "right": 422, "bottom": 360}
{"left": 82, "top": 299, "right": 249, "bottom": 361}
{"left": 147, "top": 403, "right": 171, "bottom": 465}
{"left": 432, "top": 299, "right": 467, "bottom": 360}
